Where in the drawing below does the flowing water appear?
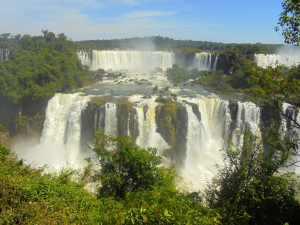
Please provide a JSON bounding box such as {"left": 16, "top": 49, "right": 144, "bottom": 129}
{"left": 11, "top": 51, "right": 300, "bottom": 192}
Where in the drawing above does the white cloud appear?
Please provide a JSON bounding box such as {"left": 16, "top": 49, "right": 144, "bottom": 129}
{"left": 123, "top": 11, "right": 177, "bottom": 18}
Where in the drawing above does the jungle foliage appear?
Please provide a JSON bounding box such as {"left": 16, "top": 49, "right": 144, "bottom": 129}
{"left": 206, "top": 127, "right": 300, "bottom": 225}
{"left": 0, "top": 31, "right": 90, "bottom": 106}
{"left": 0, "top": 129, "right": 221, "bottom": 224}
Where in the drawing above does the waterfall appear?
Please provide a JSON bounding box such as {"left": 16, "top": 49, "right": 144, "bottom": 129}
{"left": 254, "top": 54, "right": 300, "bottom": 68}
{"left": 281, "top": 103, "right": 300, "bottom": 174}
{"left": 0, "top": 49, "right": 9, "bottom": 62}
{"left": 14, "top": 92, "right": 288, "bottom": 192}
{"left": 193, "top": 52, "right": 219, "bottom": 71}
{"left": 213, "top": 54, "right": 219, "bottom": 71}
{"left": 77, "top": 50, "right": 175, "bottom": 71}
{"left": 18, "top": 93, "right": 91, "bottom": 169}
{"left": 231, "top": 102, "right": 261, "bottom": 149}
{"left": 104, "top": 103, "right": 118, "bottom": 136}
{"left": 134, "top": 98, "right": 169, "bottom": 158}
{"left": 178, "top": 97, "right": 231, "bottom": 192}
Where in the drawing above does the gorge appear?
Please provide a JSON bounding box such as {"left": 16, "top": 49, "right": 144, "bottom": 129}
{"left": 3, "top": 49, "right": 299, "bottom": 193}
{"left": 12, "top": 49, "right": 300, "bottom": 192}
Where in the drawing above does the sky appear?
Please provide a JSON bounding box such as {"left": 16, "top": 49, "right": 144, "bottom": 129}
{"left": 0, "top": 0, "right": 287, "bottom": 44}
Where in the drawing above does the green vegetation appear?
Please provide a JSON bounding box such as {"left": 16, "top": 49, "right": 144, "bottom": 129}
{"left": 0, "top": 31, "right": 90, "bottom": 106}
{"left": 0, "top": 31, "right": 91, "bottom": 135}
{"left": 92, "top": 129, "right": 165, "bottom": 200}
{"left": 166, "top": 64, "right": 189, "bottom": 83}
{"left": 276, "top": 0, "right": 300, "bottom": 45}
{"left": 206, "top": 128, "right": 300, "bottom": 225}
{"left": 0, "top": 128, "right": 221, "bottom": 224}
{"left": 155, "top": 98, "right": 188, "bottom": 161}
{"left": 117, "top": 99, "right": 136, "bottom": 137}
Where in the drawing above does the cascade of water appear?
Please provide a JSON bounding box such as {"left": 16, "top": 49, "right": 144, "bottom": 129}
{"left": 76, "top": 50, "right": 91, "bottom": 68}
{"left": 134, "top": 98, "right": 169, "bottom": 157}
{"left": 254, "top": 54, "right": 300, "bottom": 68}
{"left": 127, "top": 113, "right": 131, "bottom": 136}
{"left": 77, "top": 50, "right": 175, "bottom": 71}
{"left": 281, "top": 103, "right": 300, "bottom": 174}
{"left": 17, "top": 93, "right": 91, "bottom": 169}
{"left": 0, "top": 49, "right": 9, "bottom": 62}
{"left": 104, "top": 103, "right": 118, "bottom": 136}
{"left": 213, "top": 54, "right": 219, "bottom": 71}
{"left": 193, "top": 52, "right": 218, "bottom": 71}
{"left": 231, "top": 102, "right": 261, "bottom": 148}
{"left": 178, "top": 97, "right": 230, "bottom": 192}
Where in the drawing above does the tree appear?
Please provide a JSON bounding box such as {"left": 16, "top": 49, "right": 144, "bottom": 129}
{"left": 276, "top": 0, "right": 300, "bottom": 45}
{"left": 92, "top": 129, "right": 167, "bottom": 200}
{"left": 251, "top": 65, "right": 300, "bottom": 128}
{"left": 206, "top": 127, "right": 300, "bottom": 225}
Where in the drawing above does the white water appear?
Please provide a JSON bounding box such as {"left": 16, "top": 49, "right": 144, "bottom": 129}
{"left": 104, "top": 103, "right": 118, "bottom": 136}
{"left": 281, "top": 103, "right": 300, "bottom": 174}
{"left": 193, "top": 52, "right": 219, "bottom": 71}
{"left": 77, "top": 50, "right": 175, "bottom": 71}
{"left": 132, "top": 96, "right": 169, "bottom": 159}
{"left": 12, "top": 92, "right": 265, "bottom": 192}
{"left": 231, "top": 102, "right": 261, "bottom": 149}
{"left": 254, "top": 54, "right": 300, "bottom": 68}
{"left": 178, "top": 97, "right": 231, "bottom": 192}
{"left": 14, "top": 93, "right": 92, "bottom": 169}
{"left": 0, "top": 49, "right": 9, "bottom": 62}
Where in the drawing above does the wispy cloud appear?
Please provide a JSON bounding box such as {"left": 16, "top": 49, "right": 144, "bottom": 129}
{"left": 121, "top": 0, "right": 138, "bottom": 4}
{"left": 123, "top": 11, "right": 177, "bottom": 18}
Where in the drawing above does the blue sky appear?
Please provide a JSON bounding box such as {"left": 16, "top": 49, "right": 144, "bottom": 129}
{"left": 0, "top": 0, "right": 286, "bottom": 44}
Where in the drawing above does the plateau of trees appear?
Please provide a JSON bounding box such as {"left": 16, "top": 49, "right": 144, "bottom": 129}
{"left": 77, "top": 36, "right": 280, "bottom": 54}
{"left": 0, "top": 30, "right": 90, "bottom": 106}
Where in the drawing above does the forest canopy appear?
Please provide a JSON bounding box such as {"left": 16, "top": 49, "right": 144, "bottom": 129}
{"left": 0, "top": 31, "right": 90, "bottom": 106}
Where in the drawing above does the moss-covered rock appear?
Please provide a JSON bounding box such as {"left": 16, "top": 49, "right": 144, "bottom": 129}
{"left": 117, "top": 99, "right": 137, "bottom": 139}
{"left": 81, "top": 97, "right": 110, "bottom": 151}
{"left": 155, "top": 101, "right": 188, "bottom": 163}
{"left": 155, "top": 97, "right": 173, "bottom": 104}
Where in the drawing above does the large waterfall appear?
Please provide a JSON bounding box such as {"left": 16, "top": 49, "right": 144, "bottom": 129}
{"left": 77, "top": 50, "right": 220, "bottom": 71}
{"left": 254, "top": 54, "right": 300, "bottom": 68}
{"left": 77, "top": 50, "right": 175, "bottom": 71}
{"left": 0, "top": 49, "right": 9, "bottom": 62}
{"left": 17, "top": 92, "right": 265, "bottom": 192}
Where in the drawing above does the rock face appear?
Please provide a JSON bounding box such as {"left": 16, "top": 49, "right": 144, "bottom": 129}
{"left": 260, "top": 101, "right": 281, "bottom": 129}
{"left": 216, "top": 53, "right": 233, "bottom": 74}
{"left": 228, "top": 100, "right": 238, "bottom": 137}
{"left": 0, "top": 98, "right": 47, "bottom": 138}
{"left": 81, "top": 97, "right": 137, "bottom": 150}
{"left": 155, "top": 99, "right": 188, "bottom": 163}
{"left": 117, "top": 99, "right": 137, "bottom": 138}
